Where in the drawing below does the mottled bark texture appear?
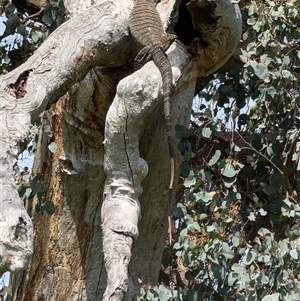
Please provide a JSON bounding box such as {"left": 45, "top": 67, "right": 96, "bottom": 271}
{"left": 0, "top": 0, "right": 242, "bottom": 300}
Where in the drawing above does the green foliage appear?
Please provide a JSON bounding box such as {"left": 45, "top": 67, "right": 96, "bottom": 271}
{"left": 0, "top": 0, "right": 65, "bottom": 73}
{"left": 27, "top": 123, "right": 39, "bottom": 155}
{"left": 48, "top": 141, "right": 58, "bottom": 153}
{"left": 15, "top": 172, "right": 55, "bottom": 217}
{"left": 138, "top": 283, "right": 181, "bottom": 301}
{"left": 140, "top": 0, "right": 300, "bottom": 300}
{"left": 35, "top": 200, "right": 55, "bottom": 216}
{"left": 15, "top": 120, "right": 56, "bottom": 218}
{"left": 27, "top": 122, "right": 56, "bottom": 155}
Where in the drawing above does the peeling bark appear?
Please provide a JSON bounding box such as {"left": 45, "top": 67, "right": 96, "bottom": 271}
{"left": 0, "top": 0, "right": 133, "bottom": 276}
{"left": 0, "top": 0, "right": 242, "bottom": 300}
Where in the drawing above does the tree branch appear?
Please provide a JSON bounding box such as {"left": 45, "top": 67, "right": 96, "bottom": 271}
{"left": 0, "top": 0, "right": 133, "bottom": 275}
{"left": 0, "top": 0, "right": 243, "bottom": 296}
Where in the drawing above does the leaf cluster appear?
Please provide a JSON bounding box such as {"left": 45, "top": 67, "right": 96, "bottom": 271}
{"left": 0, "top": 0, "right": 65, "bottom": 73}
{"left": 14, "top": 120, "right": 57, "bottom": 218}
{"left": 24, "top": 121, "right": 57, "bottom": 155}
{"left": 15, "top": 171, "right": 55, "bottom": 216}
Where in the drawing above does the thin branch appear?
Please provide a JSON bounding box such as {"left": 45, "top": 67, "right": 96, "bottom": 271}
{"left": 20, "top": 8, "right": 44, "bottom": 23}
{"left": 234, "top": 130, "right": 283, "bottom": 175}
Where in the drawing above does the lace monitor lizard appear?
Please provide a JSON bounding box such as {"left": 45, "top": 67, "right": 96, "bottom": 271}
{"left": 129, "top": 0, "right": 176, "bottom": 244}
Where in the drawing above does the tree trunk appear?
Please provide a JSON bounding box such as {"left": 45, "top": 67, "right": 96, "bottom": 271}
{"left": 0, "top": 0, "right": 242, "bottom": 300}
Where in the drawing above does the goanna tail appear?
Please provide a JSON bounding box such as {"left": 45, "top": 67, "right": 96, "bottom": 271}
{"left": 151, "top": 45, "right": 174, "bottom": 186}
{"left": 152, "top": 45, "right": 174, "bottom": 245}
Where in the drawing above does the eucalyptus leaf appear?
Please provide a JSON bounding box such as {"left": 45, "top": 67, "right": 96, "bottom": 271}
{"left": 188, "top": 221, "right": 200, "bottom": 231}
{"left": 262, "top": 293, "right": 279, "bottom": 301}
{"left": 259, "top": 208, "right": 267, "bottom": 216}
{"left": 208, "top": 150, "right": 221, "bottom": 166}
{"left": 175, "top": 124, "right": 192, "bottom": 139}
{"left": 48, "top": 142, "right": 58, "bottom": 153}
{"left": 206, "top": 224, "right": 215, "bottom": 232}
{"left": 31, "top": 30, "right": 44, "bottom": 43}
{"left": 158, "top": 290, "right": 168, "bottom": 301}
{"left": 199, "top": 213, "right": 208, "bottom": 220}
{"left": 232, "top": 236, "right": 240, "bottom": 247}
{"left": 202, "top": 127, "right": 212, "bottom": 139}
{"left": 253, "top": 63, "right": 269, "bottom": 79}
{"left": 31, "top": 177, "right": 43, "bottom": 194}
{"left": 290, "top": 249, "right": 298, "bottom": 260}
{"left": 248, "top": 212, "right": 256, "bottom": 221}
{"left": 221, "top": 163, "right": 237, "bottom": 178}
{"left": 25, "top": 187, "right": 33, "bottom": 198}
{"left": 243, "top": 251, "right": 256, "bottom": 265}
{"left": 42, "top": 201, "right": 55, "bottom": 216}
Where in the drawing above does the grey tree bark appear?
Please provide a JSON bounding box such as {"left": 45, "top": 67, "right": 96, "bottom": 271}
{"left": 0, "top": 0, "right": 242, "bottom": 300}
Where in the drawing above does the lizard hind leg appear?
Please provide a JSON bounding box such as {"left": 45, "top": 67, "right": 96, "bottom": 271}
{"left": 134, "top": 46, "right": 152, "bottom": 70}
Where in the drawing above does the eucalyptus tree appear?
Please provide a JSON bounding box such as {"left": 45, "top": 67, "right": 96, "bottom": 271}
{"left": 0, "top": 0, "right": 242, "bottom": 300}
